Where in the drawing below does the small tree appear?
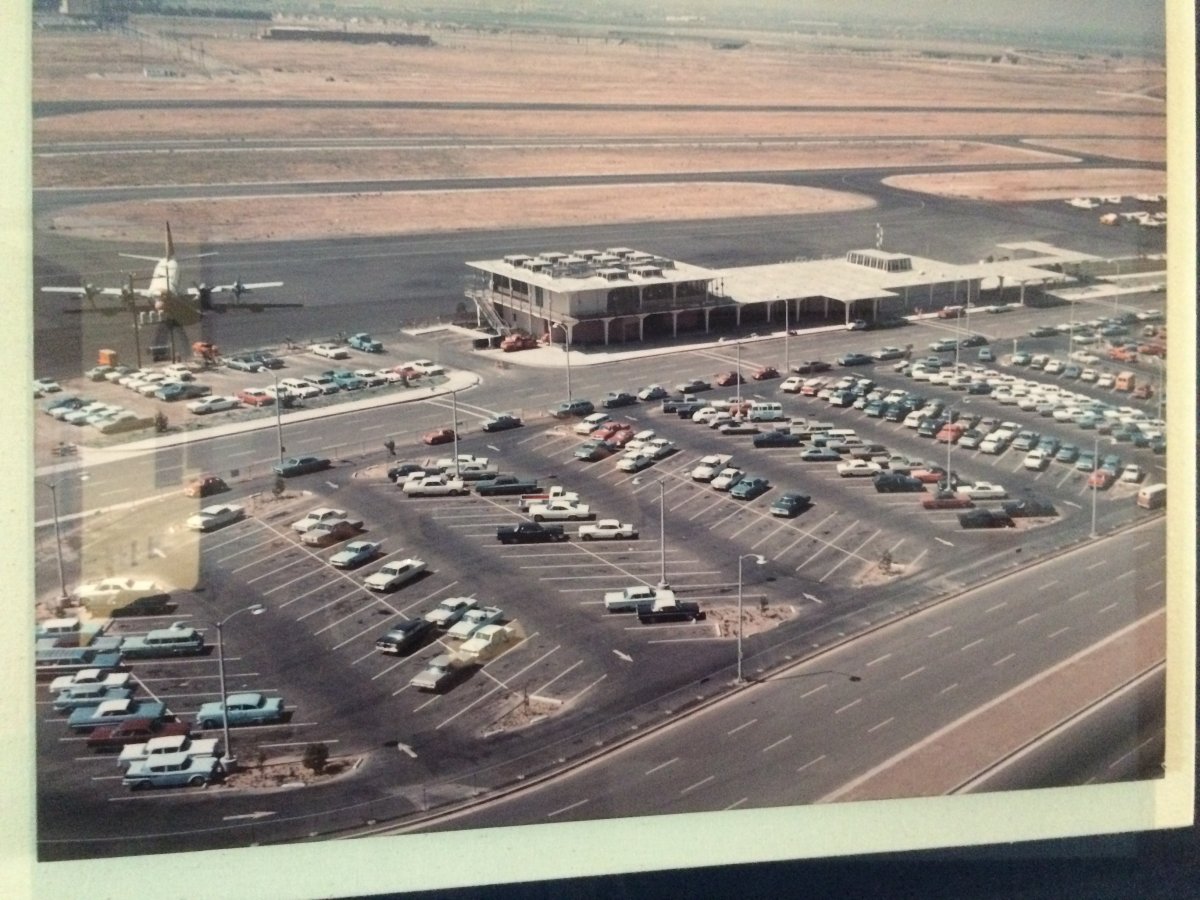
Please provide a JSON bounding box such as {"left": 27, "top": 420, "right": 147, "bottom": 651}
{"left": 154, "top": 411, "right": 168, "bottom": 433}
{"left": 272, "top": 475, "right": 286, "bottom": 499}
{"left": 302, "top": 742, "right": 329, "bottom": 775}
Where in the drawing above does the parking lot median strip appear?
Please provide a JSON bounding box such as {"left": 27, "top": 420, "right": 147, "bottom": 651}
{"left": 434, "top": 644, "right": 561, "bottom": 731}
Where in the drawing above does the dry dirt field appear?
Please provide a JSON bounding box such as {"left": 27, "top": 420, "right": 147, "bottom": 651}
{"left": 883, "top": 167, "right": 1167, "bottom": 202}
{"left": 32, "top": 21, "right": 1166, "bottom": 238}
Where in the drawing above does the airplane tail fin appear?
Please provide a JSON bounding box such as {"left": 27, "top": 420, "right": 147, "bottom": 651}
{"left": 165, "top": 222, "right": 175, "bottom": 260}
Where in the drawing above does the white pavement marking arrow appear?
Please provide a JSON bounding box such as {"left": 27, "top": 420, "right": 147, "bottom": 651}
{"left": 1062, "top": 500, "right": 1082, "bottom": 508}
{"left": 613, "top": 650, "right": 633, "bottom": 663}
{"left": 397, "top": 742, "right": 418, "bottom": 758}
{"left": 802, "top": 592, "right": 823, "bottom": 605}
{"left": 325, "top": 481, "right": 339, "bottom": 489}
{"left": 222, "top": 811, "right": 276, "bottom": 821}
{"left": 935, "top": 537, "right": 955, "bottom": 547}
{"left": 486, "top": 444, "right": 500, "bottom": 452}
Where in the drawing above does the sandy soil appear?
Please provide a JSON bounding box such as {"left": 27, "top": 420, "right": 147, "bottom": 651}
{"left": 33, "top": 139, "right": 1078, "bottom": 190}
{"left": 223, "top": 756, "right": 360, "bottom": 790}
{"left": 33, "top": 27, "right": 1163, "bottom": 109}
{"left": 1018, "top": 137, "right": 1165, "bottom": 163}
{"left": 706, "top": 603, "right": 798, "bottom": 639}
{"left": 41, "top": 182, "right": 877, "bottom": 243}
{"left": 883, "top": 167, "right": 1167, "bottom": 202}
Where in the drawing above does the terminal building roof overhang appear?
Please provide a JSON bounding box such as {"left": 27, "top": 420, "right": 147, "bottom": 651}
{"left": 467, "top": 248, "right": 720, "bottom": 290}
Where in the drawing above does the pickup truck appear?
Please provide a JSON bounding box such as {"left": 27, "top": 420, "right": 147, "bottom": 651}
{"left": 447, "top": 605, "right": 504, "bottom": 640}
{"left": 402, "top": 475, "right": 468, "bottom": 496}
{"left": 636, "top": 596, "right": 706, "bottom": 624}
{"left": 496, "top": 522, "right": 568, "bottom": 545}
{"left": 578, "top": 519, "right": 639, "bottom": 541}
{"left": 660, "top": 394, "right": 699, "bottom": 413}
{"left": 604, "top": 585, "right": 670, "bottom": 613}
{"left": 474, "top": 475, "right": 540, "bottom": 497}
{"left": 348, "top": 333, "right": 383, "bottom": 353}
{"left": 527, "top": 500, "right": 593, "bottom": 522}
{"left": 518, "top": 486, "right": 579, "bottom": 510}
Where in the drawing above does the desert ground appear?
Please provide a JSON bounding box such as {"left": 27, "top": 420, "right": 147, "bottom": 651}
{"left": 33, "top": 19, "right": 1165, "bottom": 240}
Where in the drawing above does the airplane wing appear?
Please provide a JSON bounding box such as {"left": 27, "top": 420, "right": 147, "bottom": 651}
{"left": 117, "top": 253, "right": 167, "bottom": 262}
{"left": 41, "top": 286, "right": 155, "bottom": 298}
{"left": 210, "top": 281, "right": 285, "bottom": 293}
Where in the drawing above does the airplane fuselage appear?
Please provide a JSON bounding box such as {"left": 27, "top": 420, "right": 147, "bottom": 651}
{"left": 148, "top": 257, "right": 180, "bottom": 301}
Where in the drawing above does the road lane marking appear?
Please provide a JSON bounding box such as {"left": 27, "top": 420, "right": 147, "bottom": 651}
{"left": 1086, "top": 560, "right": 1107, "bottom": 570}
{"left": 645, "top": 758, "right": 679, "bottom": 776}
{"left": 1017, "top": 613, "right": 1040, "bottom": 625}
{"left": 800, "top": 683, "right": 828, "bottom": 699}
{"left": 960, "top": 638, "right": 983, "bottom": 651}
{"left": 834, "top": 698, "right": 861, "bottom": 714}
{"left": 762, "top": 734, "right": 793, "bottom": 753}
{"left": 1115, "top": 570, "right": 1134, "bottom": 581}
{"left": 939, "top": 682, "right": 959, "bottom": 695}
{"left": 724, "top": 798, "right": 749, "bottom": 810}
{"left": 1098, "top": 601, "right": 1119, "bottom": 614}
{"left": 796, "top": 754, "right": 826, "bottom": 773}
{"left": 680, "top": 775, "right": 715, "bottom": 795}
{"left": 1047, "top": 627, "right": 1070, "bottom": 639}
{"left": 297, "top": 587, "right": 365, "bottom": 622}
{"left": 1039, "top": 580, "right": 1059, "bottom": 590}
{"left": 528, "top": 659, "right": 583, "bottom": 696}
{"left": 436, "top": 645, "right": 561, "bottom": 730}
{"left": 1067, "top": 591, "right": 1088, "bottom": 603}
{"left": 900, "top": 666, "right": 925, "bottom": 681}
{"left": 867, "top": 717, "right": 894, "bottom": 734}
{"left": 928, "top": 626, "right": 952, "bottom": 638}
{"left": 985, "top": 601, "right": 1006, "bottom": 613}
{"left": 1108, "top": 735, "right": 1159, "bottom": 770}
{"left": 547, "top": 799, "right": 590, "bottom": 819}
{"left": 727, "top": 718, "right": 758, "bottom": 736}
{"left": 866, "top": 653, "right": 891, "bottom": 668}
{"left": 993, "top": 653, "right": 1015, "bottom": 666}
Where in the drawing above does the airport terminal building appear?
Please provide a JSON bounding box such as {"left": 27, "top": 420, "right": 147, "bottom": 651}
{"left": 465, "top": 242, "right": 1091, "bottom": 347}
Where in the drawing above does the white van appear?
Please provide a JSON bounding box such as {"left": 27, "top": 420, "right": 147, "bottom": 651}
{"left": 748, "top": 402, "right": 785, "bottom": 422}
{"left": 573, "top": 412, "right": 610, "bottom": 435}
{"left": 1136, "top": 484, "right": 1166, "bottom": 510}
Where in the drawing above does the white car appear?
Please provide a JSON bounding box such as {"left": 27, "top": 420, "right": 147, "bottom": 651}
{"left": 836, "top": 460, "right": 882, "bottom": 477}
{"left": 405, "top": 359, "right": 446, "bottom": 376}
{"left": 711, "top": 468, "right": 745, "bottom": 491}
{"left": 616, "top": 451, "right": 655, "bottom": 472}
{"left": 278, "top": 378, "right": 322, "bottom": 399}
{"left": 435, "top": 454, "right": 489, "bottom": 471}
{"left": 49, "top": 668, "right": 133, "bottom": 695}
{"left": 424, "top": 597, "right": 477, "bottom": 628}
{"left": 527, "top": 500, "right": 592, "bottom": 521}
{"left": 364, "top": 558, "right": 427, "bottom": 592}
{"left": 447, "top": 605, "right": 504, "bottom": 640}
{"left": 903, "top": 410, "right": 927, "bottom": 428}
{"left": 692, "top": 407, "right": 722, "bottom": 425}
{"left": 646, "top": 438, "right": 675, "bottom": 459}
{"left": 1096, "top": 373, "right": 1116, "bottom": 388}
{"left": 291, "top": 508, "right": 350, "bottom": 534}
{"left": 578, "top": 520, "right": 639, "bottom": 540}
{"left": 34, "top": 377, "right": 62, "bottom": 394}
{"left": 573, "top": 412, "right": 611, "bottom": 435}
{"left": 187, "top": 395, "right": 239, "bottom": 415}
{"left": 118, "top": 734, "right": 219, "bottom": 772}
{"left": 185, "top": 504, "right": 245, "bottom": 531}
{"left": 956, "top": 481, "right": 1008, "bottom": 500}
{"left": 624, "top": 430, "right": 657, "bottom": 452}
{"left": 780, "top": 376, "right": 804, "bottom": 393}
{"left": 691, "top": 453, "right": 734, "bottom": 481}
{"left": 1023, "top": 450, "right": 1050, "bottom": 471}
{"left": 402, "top": 475, "right": 468, "bottom": 496}
{"left": 311, "top": 343, "right": 350, "bottom": 359}
{"left": 1120, "top": 465, "right": 1144, "bottom": 484}
{"left": 459, "top": 624, "right": 510, "bottom": 659}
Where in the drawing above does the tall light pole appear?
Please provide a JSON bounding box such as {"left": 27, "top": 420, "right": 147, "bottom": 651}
{"left": 736, "top": 554, "right": 766, "bottom": 684}
{"left": 1089, "top": 433, "right": 1100, "bottom": 539}
{"left": 783, "top": 299, "right": 790, "bottom": 374}
{"left": 271, "top": 371, "right": 285, "bottom": 465}
{"left": 37, "top": 480, "right": 69, "bottom": 605}
{"left": 735, "top": 340, "right": 742, "bottom": 404}
{"left": 564, "top": 326, "right": 573, "bottom": 402}
{"left": 656, "top": 481, "right": 668, "bottom": 589}
{"left": 451, "top": 389, "right": 460, "bottom": 478}
{"left": 213, "top": 603, "right": 266, "bottom": 771}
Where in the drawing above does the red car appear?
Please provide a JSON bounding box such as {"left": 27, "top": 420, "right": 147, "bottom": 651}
{"left": 1087, "top": 469, "right": 1115, "bottom": 489}
{"left": 590, "top": 422, "right": 627, "bottom": 441}
{"left": 607, "top": 428, "right": 636, "bottom": 448}
{"left": 236, "top": 388, "right": 275, "bottom": 407}
{"left": 714, "top": 372, "right": 744, "bottom": 387}
{"left": 183, "top": 475, "right": 228, "bottom": 498}
{"left": 86, "top": 717, "right": 191, "bottom": 753}
{"left": 751, "top": 366, "right": 780, "bottom": 381}
{"left": 922, "top": 493, "right": 974, "bottom": 510}
{"left": 908, "top": 466, "right": 948, "bottom": 484}
{"left": 422, "top": 428, "right": 456, "bottom": 445}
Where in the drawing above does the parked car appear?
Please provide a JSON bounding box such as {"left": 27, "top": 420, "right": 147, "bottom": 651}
{"left": 637, "top": 384, "right": 670, "bottom": 401}
{"left": 185, "top": 504, "right": 245, "bottom": 532}
{"left": 424, "top": 597, "right": 478, "bottom": 628}
{"left": 959, "top": 334, "right": 988, "bottom": 348}
{"left": 753, "top": 430, "right": 803, "bottom": 448}
{"left": 225, "top": 356, "right": 263, "bottom": 373}
{"left": 375, "top": 618, "right": 435, "bottom": 655}
{"left": 311, "top": 343, "right": 350, "bottom": 359}
{"left": 730, "top": 477, "right": 771, "bottom": 500}
{"left": 301, "top": 519, "right": 362, "bottom": 547}
{"left": 769, "top": 492, "right": 811, "bottom": 517}
{"left": 550, "top": 399, "right": 595, "bottom": 418}
{"left": 68, "top": 698, "right": 168, "bottom": 733}
{"left": 155, "top": 382, "right": 211, "bottom": 402}
{"left": 329, "top": 540, "right": 381, "bottom": 569}
{"left": 791, "top": 360, "right": 832, "bottom": 374}
{"left": 837, "top": 460, "right": 882, "bottom": 477}
{"left": 447, "top": 606, "right": 505, "bottom": 640}
{"left": 364, "top": 558, "right": 427, "bottom": 591}
{"left": 836, "top": 353, "right": 872, "bottom": 366}
{"left": 422, "top": 428, "right": 457, "bottom": 446}
{"left": 482, "top": 414, "right": 523, "bottom": 433}
{"left": 674, "top": 378, "right": 712, "bottom": 394}
{"left": 236, "top": 388, "right": 275, "bottom": 407}
{"left": 922, "top": 492, "right": 974, "bottom": 509}
{"left": 800, "top": 447, "right": 841, "bottom": 462}
{"left": 956, "top": 481, "right": 1008, "bottom": 500}
{"left": 710, "top": 468, "right": 745, "bottom": 491}
{"left": 752, "top": 366, "right": 780, "bottom": 381}
{"left": 183, "top": 475, "right": 228, "bottom": 498}
{"left": 187, "top": 395, "right": 239, "bottom": 415}
{"left": 122, "top": 753, "right": 222, "bottom": 790}
{"left": 874, "top": 473, "right": 925, "bottom": 493}
{"left": 602, "top": 391, "right": 638, "bottom": 408}
{"left": 959, "top": 509, "right": 1015, "bottom": 529}
{"left": 195, "top": 692, "right": 285, "bottom": 729}
{"left": 86, "top": 718, "right": 191, "bottom": 753}
{"left": 578, "top": 520, "right": 639, "bottom": 541}
{"left": 714, "top": 371, "right": 744, "bottom": 387}
{"left": 575, "top": 440, "right": 615, "bottom": 462}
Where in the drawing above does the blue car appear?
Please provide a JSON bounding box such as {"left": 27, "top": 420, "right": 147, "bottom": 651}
{"left": 274, "top": 456, "right": 332, "bottom": 477}
{"left": 730, "top": 477, "right": 770, "bottom": 500}
{"left": 329, "top": 540, "right": 381, "bottom": 569}
{"left": 195, "top": 692, "right": 285, "bottom": 730}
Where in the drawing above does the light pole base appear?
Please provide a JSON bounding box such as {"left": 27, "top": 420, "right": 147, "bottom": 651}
{"left": 220, "top": 754, "right": 238, "bottom": 774}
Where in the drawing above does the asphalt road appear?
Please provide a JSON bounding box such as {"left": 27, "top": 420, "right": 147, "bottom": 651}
{"left": 404, "top": 519, "right": 1165, "bottom": 831}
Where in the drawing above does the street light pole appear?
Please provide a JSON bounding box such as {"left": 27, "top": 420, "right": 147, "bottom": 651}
{"left": 657, "top": 481, "right": 668, "bottom": 589}
{"left": 271, "top": 371, "right": 285, "bottom": 464}
{"left": 736, "top": 554, "right": 766, "bottom": 684}
{"left": 1090, "top": 433, "right": 1100, "bottom": 538}
{"left": 37, "top": 480, "right": 69, "bottom": 605}
{"left": 451, "top": 389, "right": 460, "bottom": 478}
{"left": 735, "top": 340, "right": 742, "bottom": 404}
{"left": 783, "top": 300, "right": 790, "bottom": 374}
{"left": 564, "top": 327, "right": 572, "bottom": 402}
{"left": 214, "top": 603, "right": 266, "bottom": 771}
